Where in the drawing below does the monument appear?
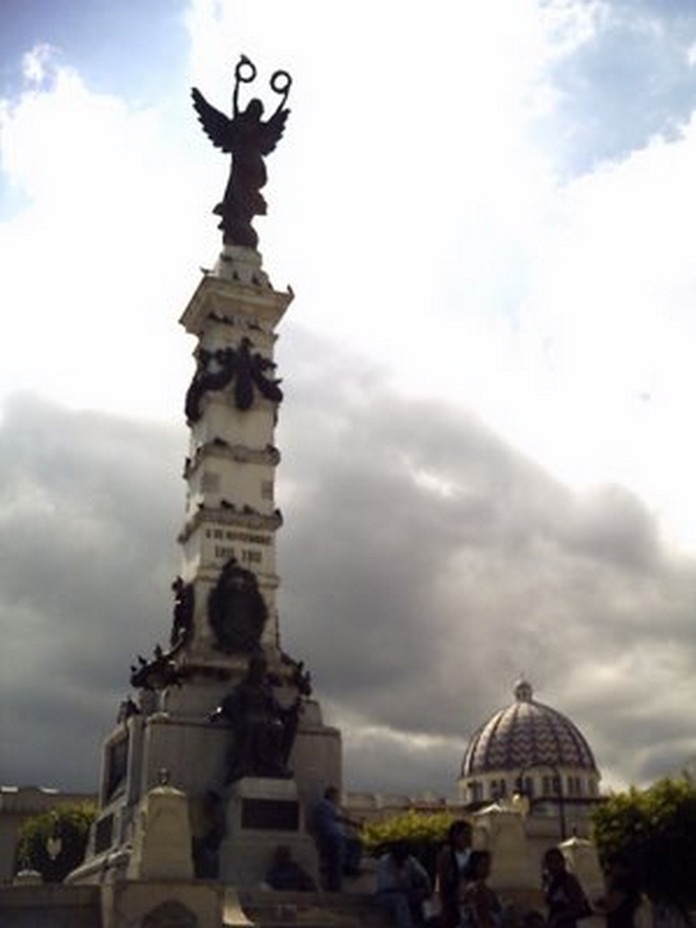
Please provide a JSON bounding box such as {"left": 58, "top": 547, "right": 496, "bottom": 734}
{"left": 69, "top": 56, "right": 341, "bottom": 891}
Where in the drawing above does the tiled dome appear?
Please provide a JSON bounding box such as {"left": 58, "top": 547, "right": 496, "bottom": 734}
{"left": 461, "top": 680, "right": 598, "bottom": 777}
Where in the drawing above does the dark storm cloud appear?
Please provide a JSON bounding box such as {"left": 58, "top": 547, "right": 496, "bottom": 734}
{"left": 0, "top": 394, "right": 184, "bottom": 789}
{"left": 276, "top": 326, "right": 696, "bottom": 792}
{"left": 4, "top": 330, "right": 696, "bottom": 796}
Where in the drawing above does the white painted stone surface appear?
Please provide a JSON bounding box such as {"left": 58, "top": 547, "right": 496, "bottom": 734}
{"left": 126, "top": 784, "right": 194, "bottom": 881}
{"left": 559, "top": 836, "right": 605, "bottom": 899}
{"left": 473, "top": 805, "right": 540, "bottom": 891}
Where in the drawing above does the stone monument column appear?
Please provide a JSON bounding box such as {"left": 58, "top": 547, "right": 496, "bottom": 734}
{"left": 166, "top": 245, "right": 293, "bottom": 713}
{"left": 70, "top": 57, "right": 341, "bottom": 889}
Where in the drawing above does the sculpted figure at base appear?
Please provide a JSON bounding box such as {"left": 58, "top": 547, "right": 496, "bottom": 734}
{"left": 210, "top": 651, "right": 300, "bottom": 782}
{"left": 170, "top": 576, "right": 194, "bottom": 646}
{"left": 208, "top": 557, "right": 268, "bottom": 652}
{"left": 192, "top": 54, "right": 291, "bottom": 248}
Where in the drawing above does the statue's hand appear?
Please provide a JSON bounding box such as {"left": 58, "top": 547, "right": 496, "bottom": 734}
{"left": 236, "top": 55, "right": 257, "bottom": 84}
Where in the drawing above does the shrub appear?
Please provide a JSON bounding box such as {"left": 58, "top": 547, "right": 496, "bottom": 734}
{"left": 592, "top": 777, "right": 696, "bottom": 911}
{"left": 362, "top": 809, "right": 458, "bottom": 879}
{"left": 16, "top": 802, "right": 97, "bottom": 883}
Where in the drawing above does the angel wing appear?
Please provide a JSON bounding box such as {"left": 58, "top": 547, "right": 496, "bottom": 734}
{"left": 191, "top": 87, "right": 234, "bottom": 153}
{"left": 258, "top": 106, "right": 290, "bottom": 156}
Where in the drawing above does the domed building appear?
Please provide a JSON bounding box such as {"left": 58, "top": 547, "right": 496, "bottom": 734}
{"left": 459, "top": 680, "right": 601, "bottom": 838}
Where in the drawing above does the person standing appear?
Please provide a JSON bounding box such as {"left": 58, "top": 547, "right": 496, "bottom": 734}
{"left": 543, "top": 848, "right": 591, "bottom": 928}
{"left": 376, "top": 840, "right": 432, "bottom": 928}
{"left": 435, "top": 820, "right": 473, "bottom": 928}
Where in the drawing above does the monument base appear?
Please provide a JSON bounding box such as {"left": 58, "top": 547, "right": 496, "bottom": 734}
{"left": 70, "top": 689, "right": 342, "bottom": 888}
{"left": 219, "top": 777, "right": 318, "bottom": 887}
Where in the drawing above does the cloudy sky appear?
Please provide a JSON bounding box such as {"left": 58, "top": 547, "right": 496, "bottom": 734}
{"left": 3, "top": 0, "right": 696, "bottom": 799}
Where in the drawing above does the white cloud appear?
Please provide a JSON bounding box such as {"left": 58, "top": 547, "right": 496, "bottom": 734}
{"left": 506, "top": 114, "right": 696, "bottom": 545}
{"left": 0, "top": 48, "right": 205, "bottom": 422}
{"left": 21, "top": 44, "right": 58, "bottom": 86}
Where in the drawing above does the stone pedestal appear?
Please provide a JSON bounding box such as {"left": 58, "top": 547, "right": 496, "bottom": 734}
{"left": 100, "top": 882, "right": 221, "bottom": 928}
{"left": 473, "top": 805, "right": 539, "bottom": 891}
{"left": 126, "top": 783, "right": 194, "bottom": 881}
{"left": 559, "top": 837, "right": 604, "bottom": 898}
{"left": 218, "top": 778, "right": 318, "bottom": 887}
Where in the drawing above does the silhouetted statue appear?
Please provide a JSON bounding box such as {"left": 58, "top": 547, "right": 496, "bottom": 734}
{"left": 209, "top": 652, "right": 300, "bottom": 782}
{"left": 192, "top": 55, "right": 291, "bottom": 248}
{"left": 129, "top": 642, "right": 189, "bottom": 691}
{"left": 170, "top": 576, "right": 194, "bottom": 647}
{"left": 185, "top": 338, "right": 283, "bottom": 422}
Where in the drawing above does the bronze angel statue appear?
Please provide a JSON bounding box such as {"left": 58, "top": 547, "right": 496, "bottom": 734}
{"left": 192, "top": 55, "right": 291, "bottom": 248}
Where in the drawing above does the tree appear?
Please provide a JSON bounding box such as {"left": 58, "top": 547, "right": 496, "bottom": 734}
{"left": 592, "top": 777, "right": 696, "bottom": 917}
{"left": 362, "top": 809, "right": 457, "bottom": 880}
{"left": 16, "top": 802, "right": 97, "bottom": 883}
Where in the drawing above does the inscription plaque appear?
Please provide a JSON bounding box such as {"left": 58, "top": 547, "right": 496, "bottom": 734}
{"left": 241, "top": 798, "right": 300, "bottom": 831}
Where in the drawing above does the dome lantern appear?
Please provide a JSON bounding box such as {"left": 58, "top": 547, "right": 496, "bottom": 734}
{"left": 513, "top": 679, "right": 533, "bottom": 703}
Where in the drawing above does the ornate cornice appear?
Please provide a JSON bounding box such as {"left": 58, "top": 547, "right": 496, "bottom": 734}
{"left": 184, "top": 439, "right": 280, "bottom": 479}
{"left": 179, "top": 271, "right": 293, "bottom": 336}
{"left": 177, "top": 505, "right": 283, "bottom": 544}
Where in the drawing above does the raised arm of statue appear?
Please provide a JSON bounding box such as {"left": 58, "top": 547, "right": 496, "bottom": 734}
{"left": 269, "top": 68, "right": 292, "bottom": 116}
{"left": 233, "top": 55, "right": 256, "bottom": 118}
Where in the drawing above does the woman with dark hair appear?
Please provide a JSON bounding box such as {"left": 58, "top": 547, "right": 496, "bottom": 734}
{"left": 435, "top": 819, "right": 472, "bottom": 928}
{"left": 543, "top": 848, "right": 591, "bottom": 928}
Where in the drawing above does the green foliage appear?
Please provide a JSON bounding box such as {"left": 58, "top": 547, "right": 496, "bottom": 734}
{"left": 362, "top": 809, "right": 457, "bottom": 880}
{"left": 592, "top": 777, "right": 696, "bottom": 908}
{"left": 16, "top": 802, "right": 97, "bottom": 883}
{"left": 362, "top": 809, "right": 456, "bottom": 854}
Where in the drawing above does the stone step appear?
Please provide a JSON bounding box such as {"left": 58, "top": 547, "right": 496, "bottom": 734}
{"left": 241, "top": 922, "right": 340, "bottom": 928}
{"left": 236, "top": 890, "right": 392, "bottom": 928}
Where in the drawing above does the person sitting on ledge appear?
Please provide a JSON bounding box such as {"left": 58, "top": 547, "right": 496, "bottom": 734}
{"left": 265, "top": 844, "right": 317, "bottom": 892}
{"left": 311, "top": 785, "right": 363, "bottom": 891}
